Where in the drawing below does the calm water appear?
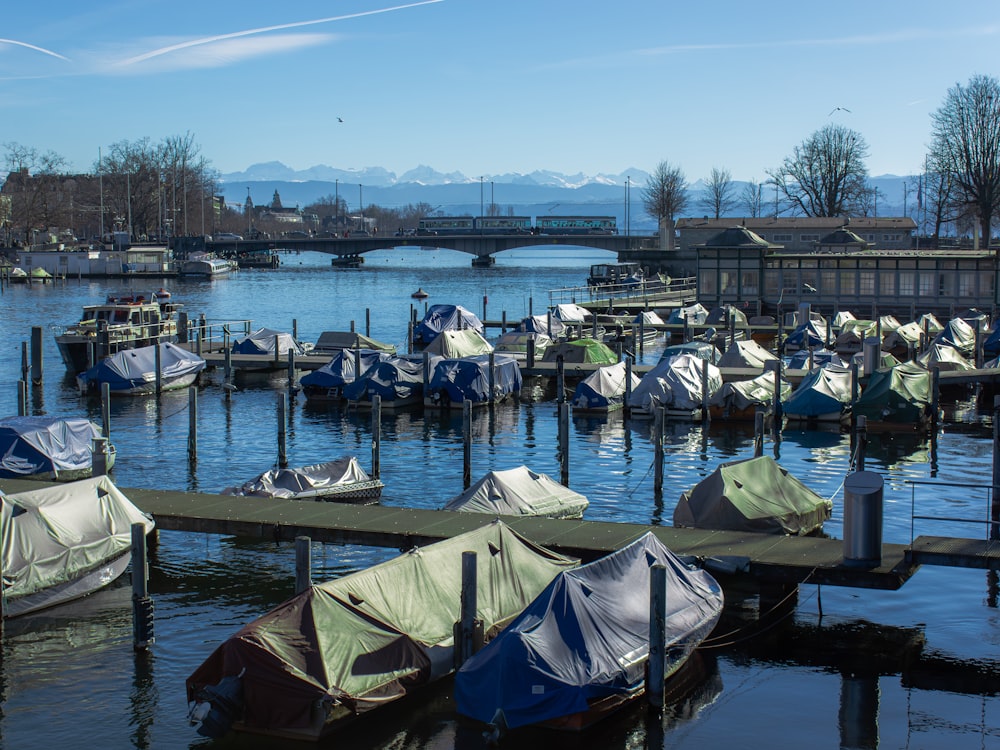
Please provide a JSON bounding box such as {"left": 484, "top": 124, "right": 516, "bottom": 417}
{"left": 1, "top": 246, "right": 999, "bottom": 750}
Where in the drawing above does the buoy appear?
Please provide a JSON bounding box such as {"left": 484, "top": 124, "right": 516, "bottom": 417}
{"left": 411, "top": 288, "right": 428, "bottom": 299}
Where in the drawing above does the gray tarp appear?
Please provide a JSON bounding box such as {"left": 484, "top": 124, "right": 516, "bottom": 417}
{"left": 221, "top": 456, "right": 382, "bottom": 501}
{"left": 442, "top": 466, "right": 589, "bottom": 519}
{"left": 628, "top": 353, "right": 723, "bottom": 412}
{"left": 0, "top": 416, "right": 105, "bottom": 479}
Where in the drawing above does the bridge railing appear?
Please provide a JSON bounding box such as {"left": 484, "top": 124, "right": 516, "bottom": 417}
{"left": 547, "top": 276, "right": 697, "bottom": 308}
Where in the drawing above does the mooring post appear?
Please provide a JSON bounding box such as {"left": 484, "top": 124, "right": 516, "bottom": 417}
{"left": 975, "top": 327, "right": 983, "bottom": 368}
{"left": 808, "top": 346, "right": 815, "bottom": 371}
{"left": 501, "top": 310, "right": 507, "bottom": 333}
{"left": 556, "top": 355, "right": 565, "bottom": 404}
{"left": 700, "top": 359, "right": 710, "bottom": 421}
{"left": 407, "top": 321, "right": 413, "bottom": 355}
{"left": 295, "top": 536, "right": 312, "bottom": 595}
{"left": 20, "top": 341, "right": 28, "bottom": 384}
{"left": 850, "top": 361, "right": 860, "bottom": 414}
{"left": 224, "top": 346, "right": 233, "bottom": 400}
{"left": 131, "top": 522, "right": 154, "bottom": 651}
{"left": 488, "top": 351, "right": 496, "bottom": 407}
{"left": 177, "top": 311, "right": 188, "bottom": 344}
{"left": 992, "top": 396, "right": 1000, "bottom": 540}
{"left": 371, "top": 394, "right": 381, "bottom": 479}
{"left": 592, "top": 313, "right": 598, "bottom": 339}
{"left": 546, "top": 310, "right": 553, "bottom": 339}
{"left": 456, "top": 551, "right": 478, "bottom": 669}
{"left": 527, "top": 337, "right": 535, "bottom": 368}
{"left": 654, "top": 406, "right": 664, "bottom": 494}
{"left": 287, "top": 349, "right": 297, "bottom": 393}
{"left": 154, "top": 341, "right": 163, "bottom": 395}
{"left": 273, "top": 334, "right": 280, "bottom": 367}
{"left": 292, "top": 318, "right": 298, "bottom": 342}
{"left": 187, "top": 387, "right": 198, "bottom": 464}
{"left": 855, "top": 415, "right": 867, "bottom": 471}
{"left": 930, "top": 366, "right": 940, "bottom": 422}
{"left": 17, "top": 380, "right": 27, "bottom": 417}
{"left": 463, "top": 399, "right": 472, "bottom": 489}
{"left": 625, "top": 356, "right": 633, "bottom": 416}
{"left": 91, "top": 437, "right": 109, "bottom": 476}
{"left": 482, "top": 294, "right": 488, "bottom": 323}
{"left": 559, "top": 402, "right": 570, "bottom": 486}
{"left": 647, "top": 563, "right": 666, "bottom": 709}
{"left": 754, "top": 410, "right": 765, "bottom": 457}
{"left": 277, "top": 392, "right": 287, "bottom": 469}
{"left": 423, "top": 350, "right": 431, "bottom": 389}
{"left": 683, "top": 314, "right": 690, "bottom": 344}
{"left": 638, "top": 316, "right": 646, "bottom": 357}
{"left": 366, "top": 308, "right": 371, "bottom": 338}
{"left": 528, "top": 296, "right": 533, "bottom": 317}
{"left": 765, "top": 359, "right": 782, "bottom": 423}
{"left": 101, "top": 382, "right": 111, "bottom": 441}
{"left": 30, "top": 326, "right": 43, "bottom": 386}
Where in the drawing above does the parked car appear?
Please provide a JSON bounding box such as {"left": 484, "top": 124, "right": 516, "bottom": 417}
{"left": 213, "top": 233, "right": 243, "bottom": 241}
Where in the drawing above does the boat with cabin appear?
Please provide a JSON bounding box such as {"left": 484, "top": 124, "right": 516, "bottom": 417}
{"left": 179, "top": 253, "right": 236, "bottom": 278}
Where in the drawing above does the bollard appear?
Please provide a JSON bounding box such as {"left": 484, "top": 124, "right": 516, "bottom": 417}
{"left": 30, "top": 326, "right": 43, "bottom": 386}
{"left": 277, "top": 393, "right": 287, "bottom": 468}
{"left": 842, "top": 471, "right": 884, "bottom": 567}
{"left": 455, "top": 551, "right": 479, "bottom": 669}
{"left": 653, "top": 406, "right": 664, "bottom": 494}
{"left": 131, "top": 523, "right": 154, "bottom": 650}
{"left": 646, "top": 563, "right": 666, "bottom": 708}
{"left": 188, "top": 387, "right": 198, "bottom": 464}
{"left": 463, "top": 399, "right": 472, "bottom": 489}
{"left": 371, "top": 394, "right": 381, "bottom": 479}
{"left": 295, "top": 536, "right": 312, "bottom": 595}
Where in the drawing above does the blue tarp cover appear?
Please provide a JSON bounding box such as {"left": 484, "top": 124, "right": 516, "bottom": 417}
{"left": 412, "top": 305, "right": 484, "bottom": 346}
{"left": 300, "top": 349, "right": 392, "bottom": 389}
{"left": 342, "top": 355, "right": 440, "bottom": 402}
{"left": 427, "top": 354, "right": 521, "bottom": 404}
{"left": 77, "top": 343, "right": 205, "bottom": 393}
{"left": 0, "top": 416, "right": 102, "bottom": 479}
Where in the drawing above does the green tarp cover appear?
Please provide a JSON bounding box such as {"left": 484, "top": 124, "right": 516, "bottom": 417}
{"left": 186, "top": 520, "right": 578, "bottom": 735}
{"left": 853, "top": 361, "right": 931, "bottom": 423}
{"left": 674, "top": 455, "right": 832, "bottom": 535}
{"left": 709, "top": 371, "right": 793, "bottom": 413}
{"left": 442, "top": 466, "right": 589, "bottom": 519}
{"left": 541, "top": 338, "right": 617, "bottom": 365}
{"left": 422, "top": 328, "right": 494, "bottom": 357}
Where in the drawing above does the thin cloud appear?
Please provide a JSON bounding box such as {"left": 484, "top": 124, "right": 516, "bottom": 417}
{"left": 108, "top": 34, "right": 334, "bottom": 74}
{"left": 0, "top": 38, "right": 70, "bottom": 62}
{"left": 116, "top": 0, "right": 443, "bottom": 68}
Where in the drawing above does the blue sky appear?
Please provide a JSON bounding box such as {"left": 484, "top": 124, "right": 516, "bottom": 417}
{"left": 3, "top": 1, "right": 999, "bottom": 183}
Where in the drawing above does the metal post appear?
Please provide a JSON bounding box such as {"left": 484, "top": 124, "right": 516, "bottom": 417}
{"left": 625, "top": 356, "right": 633, "bottom": 415}
{"left": 647, "top": 563, "right": 666, "bottom": 708}
{"left": 700, "top": 359, "right": 710, "bottom": 420}
{"left": 17, "top": 380, "right": 27, "bottom": 416}
{"left": 482, "top": 294, "right": 488, "bottom": 323}
{"left": 366, "top": 308, "right": 371, "bottom": 338}
{"left": 527, "top": 337, "right": 535, "bottom": 368}
{"left": 131, "top": 522, "right": 154, "bottom": 650}
{"left": 654, "top": 406, "right": 664, "bottom": 494}
{"left": 177, "top": 311, "right": 189, "bottom": 343}
{"left": 224, "top": 346, "right": 232, "bottom": 400}
{"left": 992, "top": 397, "right": 1000, "bottom": 540}
{"left": 556, "top": 355, "right": 565, "bottom": 404}
{"left": 277, "top": 392, "right": 287, "bottom": 468}
{"left": 855, "top": 415, "right": 867, "bottom": 472}
{"left": 154, "top": 342, "right": 163, "bottom": 395}
{"left": 463, "top": 399, "right": 472, "bottom": 489}
{"left": 766, "top": 359, "right": 782, "bottom": 422}
{"left": 292, "top": 318, "right": 298, "bottom": 342}
{"left": 350, "top": 319, "right": 356, "bottom": 333}
{"left": 501, "top": 310, "right": 507, "bottom": 333}
{"left": 371, "top": 394, "right": 381, "bottom": 479}
{"left": 528, "top": 296, "right": 533, "bottom": 317}
{"left": 273, "top": 334, "right": 280, "bottom": 367}
{"left": 187, "top": 387, "right": 198, "bottom": 464}
{"left": 930, "top": 366, "right": 940, "bottom": 421}
{"left": 20, "top": 341, "right": 29, "bottom": 384}
{"left": 638, "top": 316, "right": 645, "bottom": 357}
{"left": 488, "top": 351, "right": 496, "bottom": 406}
{"left": 287, "top": 349, "right": 296, "bottom": 393}
{"left": 295, "top": 536, "right": 312, "bottom": 595}
{"left": 754, "top": 410, "right": 765, "bottom": 457}
{"left": 456, "top": 551, "right": 478, "bottom": 669}
{"left": 101, "top": 382, "right": 111, "bottom": 441}
{"left": 407, "top": 321, "right": 413, "bottom": 355}
{"left": 91, "top": 437, "right": 109, "bottom": 477}
{"left": 30, "top": 326, "right": 43, "bottom": 386}
{"left": 423, "top": 351, "right": 431, "bottom": 389}
{"left": 559, "top": 402, "right": 570, "bottom": 486}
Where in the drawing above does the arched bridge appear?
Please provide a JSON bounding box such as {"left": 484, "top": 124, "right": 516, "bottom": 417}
{"left": 206, "top": 233, "right": 656, "bottom": 266}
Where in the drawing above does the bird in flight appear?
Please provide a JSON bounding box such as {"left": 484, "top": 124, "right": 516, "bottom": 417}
{"left": 337, "top": 117, "right": 344, "bottom": 123}
{"left": 829, "top": 107, "right": 851, "bottom": 115}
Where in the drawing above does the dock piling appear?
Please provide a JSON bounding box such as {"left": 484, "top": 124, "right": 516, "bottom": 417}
{"left": 224, "top": 347, "right": 232, "bottom": 400}
{"left": 992, "top": 396, "right": 1000, "bottom": 541}
{"left": 463, "top": 399, "right": 472, "bottom": 489}
{"left": 647, "top": 563, "right": 666, "bottom": 708}
{"left": 287, "top": 349, "right": 296, "bottom": 393}
{"left": 277, "top": 393, "right": 287, "bottom": 469}
{"left": 455, "top": 551, "right": 480, "bottom": 669}
{"left": 754, "top": 410, "right": 765, "bottom": 457}
{"left": 154, "top": 341, "right": 162, "bottom": 394}
{"left": 654, "top": 406, "right": 664, "bottom": 494}
{"left": 101, "top": 382, "right": 111, "bottom": 441}
{"left": 559, "top": 402, "right": 570, "bottom": 486}
{"left": 295, "top": 537, "right": 312, "bottom": 595}
{"left": 20, "top": 342, "right": 28, "bottom": 384}
{"left": 188, "top": 388, "right": 198, "bottom": 464}
{"left": 30, "top": 326, "right": 42, "bottom": 386}
{"left": 371, "top": 395, "right": 381, "bottom": 479}
{"left": 91, "top": 437, "right": 109, "bottom": 476}
{"left": 556, "top": 355, "right": 565, "bottom": 404}
{"left": 366, "top": 308, "right": 371, "bottom": 338}
{"left": 131, "top": 522, "right": 154, "bottom": 650}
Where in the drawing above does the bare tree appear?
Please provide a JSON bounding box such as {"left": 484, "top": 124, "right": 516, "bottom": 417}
{"left": 741, "top": 179, "right": 764, "bottom": 218}
{"left": 641, "top": 160, "right": 687, "bottom": 249}
{"left": 930, "top": 73, "right": 1000, "bottom": 246}
{"left": 767, "top": 124, "right": 870, "bottom": 217}
{"left": 700, "top": 167, "right": 736, "bottom": 219}
{"left": 2, "top": 142, "right": 69, "bottom": 241}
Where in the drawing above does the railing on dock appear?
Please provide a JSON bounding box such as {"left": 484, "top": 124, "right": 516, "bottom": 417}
{"left": 183, "top": 318, "right": 254, "bottom": 353}
{"left": 906, "top": 479, "right": 998, "bottom": 544}
{"left": 547, "top": 276, "right": 697, "bottom": 308}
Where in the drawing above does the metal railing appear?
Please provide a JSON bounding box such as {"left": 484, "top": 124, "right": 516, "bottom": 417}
{"left": 184, "top": 319, "right": 254, "bottom": 353}
{"left": 548, "top": 276, "right": 697, "bottom": 308}
{"left": 905, "top": 479, "right": 997, "bottom": 545}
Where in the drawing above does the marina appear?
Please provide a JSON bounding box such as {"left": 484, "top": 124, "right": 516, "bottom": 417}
{"left": 1, "top": 247, "right": 1000, "bottom": 749}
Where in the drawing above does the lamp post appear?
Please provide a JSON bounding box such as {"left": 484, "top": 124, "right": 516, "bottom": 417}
{"left": 480, "top": 176, "right": 484, "bottom": 234}
{"left": 246, "top": 186, "right": 251, "bottom": 237}
{"left": 335, "top": 179, "right": 339, "bottom": 230}
{"left": 626, "top": 175, "right": 631, "bottom": 238}
{"left": 359, "top": 184, "right": 363, "bottom": 232}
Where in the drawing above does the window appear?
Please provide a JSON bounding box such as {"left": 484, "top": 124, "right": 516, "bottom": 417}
{"left": 772, "top": 233, "right": 793, "bottom": 242}
{"left": 882, "top": 234, "right": 901, "bottom": 242}
{"left": 919, "top": 272, "right": 935, "bottom": 296}
{"left": 898, "top": 271, "right": 914, "bottom": 295}
{"left": 958, "top": 272, "right": 977, "bottom": 296}
{"left": 859, "top": 271, "right": 876, "bottom": 295}
{"left": 800, "top": 234, "right": 820, "bottom": 242}
{"left": 879, "top": 272, "right": 895, "bottom": 295}
{"left": 699, "top": 270, "right": 717, "bottom": 295}
{"left": 741, "top": 270, "right": 759, "bottom": 296}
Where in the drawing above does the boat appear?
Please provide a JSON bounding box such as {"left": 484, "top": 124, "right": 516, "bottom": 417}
{"left": 76, "top": 342, "right": 206, "bottom": 395}
{"left": 659, "top": 340, "right": 722, "bottom": 364}
{"left": 311, "top": 331, "right": 396, "bottom": 356}
{"left": 707, "top": 371, "right": 793, "bottom": 421}
{"left": 915, "top": 343, "right": 974, "bottom": 372}
{"left": 541, "top": 338, "right": 618, "bottom": 366}
{"left": 411, "top": 304, "right": 485, "bottom": 348}
{"left": 627, "top": 353, "right": 723, "bottom": 419}
{"left": 517, "top": 313, "right": 569, "bottom": 340}
{"left": 185, "top": 520, "right": 579, "bottom": 742}
{"left": 787, "top": 347, "right": 849, "bottom": 370}
{"left": 421, "top": 328, "right": 494, "bottom": 358}
{"left": 425, "top": 353, "right": 522, "bottom": 408}
{"left": 342, "top": 354, "right": 440, "bottom": 409}
{"left": 716, "top": 339, "right": 779, "bottom": 369}
{"left": 300, "top": 349, "right": 394, "bottom": 403}
{"left": 666, "top": 303, "right": 709, "bottom": 327}
{"left": 411, "top": 287, "right": 429, "bottom": 299}
{"left": 1, "top": 475, "right": 155, "bottom": 618}
{"left": 221, "top": 456, "right": 384, "bottom": 504}
{"left": 8, "top": 267, "right": 27, "bottom": 283}
{"left": 453, "top": 532, "right": 723, "bottom": 735}
{"left": 179, "top": 253, "right": 235, "bottom": 278}
{"left": 54, "top": 290, "right": 183, "bottom": 374}
{"left": 783, "top": 318, "right": 829, "bottom": 352}
{"left": 230, "top": 327, "right": 306, "bottom": 371}
{"left": 441, "top": 465, "right": 588, "bottom": 519}
{"left": 494, "top": 330, "right": 553, "bottom": 362}
{"left": 29, "top": 266, "right": 54, "bottom": 282}
{"left": 782, "top": 363, "right": 853, "bottom": 423}
{"left": 930, "top": 317, "right": 977, "bottom": 358}
{"left": 586, "top": 261, "right": 644, "bottom": 287}
{"left": 674, "top": 455, "right": 832, "bottom": 535}
{"left": 0, "top": 415, "right": 115, "bottom": 480}
{"left": 570, "top": 361, "right": 640, "bottom": 413}
{"left": 853, "top": 361, "right": 935, "bottom": 428}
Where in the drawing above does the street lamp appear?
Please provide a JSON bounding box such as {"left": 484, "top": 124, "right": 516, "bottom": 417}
{"left": 359, "top": 184, "right": 363, "bottom": 232}
{"left": 480, "top": 176, "right": 484, "bottom": 234}
{"left": 626, "top": 175, "right": 631, "bottom": 238}
{"left": 335, "top": 179, "right": 339, "bottom": 230}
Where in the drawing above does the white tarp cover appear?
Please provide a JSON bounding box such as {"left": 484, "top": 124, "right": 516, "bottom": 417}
{"left": 916, "top": 313, "right": 944, "bottom": 334}
{"left": 709, "top": 371, "right": 793, "bottom": 413}
{"left": 674, "top": 455, "right": 832, "bottom": 535}
{"left": 518, "top": 314, "right": 567, "bottom": 339}
{"left": 931, "top": 318, "right": 976, "bottom": 357}
{"left": 0, "top": 416, "right": 103, "bottom": 479}
{"left": 916, "top": 343, "right": 974, "bottom": 371}
{"left": 1, "top": 475, "right": 154, "bottom": 605}
{"left": 832, "top": 311, "right": 856, "bottom": 327}
{"left": 716, "top": 340, "right": 778, "bottom": 369}
{"left": 494, "top": 331, "right": 553, "bottom": 359}
{"left": 628, "top": 353, "right": 722, "bottom": 411}
{"left": 552, "top": 303, "right": 592, "bottom": 322}
{"left": 571, "top": 361, "right": 641, "bottom": 411}
{"left": 232, "top": 327, "right": 305, "bottom": 356}
{"left": 633, "top": 310, "right": 665, "bottom": 325}
{"left": 222, "top": 456, "right": 377, "bottom": 499}
{"left": 422, "top": 328, "right": 494, "bottom": 357}
{"left": 77, "top": 342, "right": 206, "bottom": 393}
{"left": 667, "top": 303, "right": 709, "bottom": 325}
{"left": 442, "top": 466, "right": 589, "bottom": 519}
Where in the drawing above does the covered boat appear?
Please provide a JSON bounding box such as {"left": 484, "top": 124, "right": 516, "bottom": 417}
{"left": 77, "top": 342, "right": 206, "bottom": 395}
{"left": 1, "top": 476, "right": 155, "bottom": 617}
{"left": 853, "top": 361, "right": 934, "bottom": 427}
{"left": 571, "top": 361, "right": 640, "bottom": 413}
{"left": 783, "top": 318, "right": 829, "bottom": 351}
{"left": 425, "top": 354, "right": 521, "bottom": 408}
{"left": 787, "top": 347, "right": 848, "bottom": 370}
{"left": 442, "top": 466, "right": 588, "bottom": 519}
{"left": 221, "top": 456, "right": 383, "bottom": 504}
{"left": 674, "top": 455, "right": 832, "bottom": 535}
{"left": 666, "top": 303, "right": 708, "bottom": 326}
{"left": 659, "top": 340, "right": 722, "bottom": 365}
{"left": 453, "top": 532, "right": 723, "bottom": 733}
{"left": 627, "top": 353, "right": 723, "bottom": 419}
{"left": 782, "top": 363, "right": 853, "bottom": 422}
{"left": 311, "top": 331, "right": 396, "bottom": 356}
{"left": 882, "top": 321, "right": 927, "bottom": 358}
{"left": 916, "top": 343, "right": 974, "bottom": 372}
{"left": 541, "top": 338, "right": 617, "bottom": 365}
{"left": 421, "top": 328, "right": 493, "bottom": 357}
{"left": 300, "top": 349, "right": 393, "bottom": 402}
{"left": 0, "top": 416, "right": 115, "bottom": 480}
{"left": 231, "top": 327, "right": 305, "bottom": 364}
{"left": 930, "top": 317, "right": 976, "bottom": 358}
{"left": 551, "top": 303, "right": 592, "bottom": 323}
{"left": 494, "top": 330, "right": 553, "bottom": 361}
{"left": 708, "top": 371, "right": 793, "bottom": 421}
{"left": 186, "top": 521, "right": 578, "bottom": 741}
{"left": 517, "top": 313, "right": 568, "bottom": 340}
{"left": 412, "top": 304, "right": 484, "bottom": 347}
{"left": 342, "top": 354, "right": 440, "bottom": 409}
{"left": 716, "top": 339, "right": 779, "bottom": 369}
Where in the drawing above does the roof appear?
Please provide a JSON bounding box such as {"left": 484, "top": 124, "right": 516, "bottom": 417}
{"left": 818, "top": 227, "right": 870, "bottom": 246}
{"left": 701, "top": 226, "right": 778, "bottom": 249}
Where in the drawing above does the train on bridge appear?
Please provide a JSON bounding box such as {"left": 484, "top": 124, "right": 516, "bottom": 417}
{"left": 416, "top": 215, "right": 617, "bottom": 236}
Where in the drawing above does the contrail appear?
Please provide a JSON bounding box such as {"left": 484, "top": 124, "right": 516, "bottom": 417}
{"left": 119, "top": 0, "right": 443, "bottom": 66}
{"left": 0, "top": 38, "right": 70, "bottom": 61}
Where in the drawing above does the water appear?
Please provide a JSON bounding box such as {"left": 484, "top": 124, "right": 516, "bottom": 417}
{"left": 1, "top": 246, "right": 999, "bottom": 749}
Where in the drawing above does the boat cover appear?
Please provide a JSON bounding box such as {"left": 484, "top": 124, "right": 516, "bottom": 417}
{"left": 659, "top": 341, "right": 722, "bottom": 365}
{"left": 422, "top": 328, "right": 494, "bottom": 357}
{"left": 1, "top": 476, "right": 154, "bottom": 608}
{"left": 494, "top": 331, "right": 552, "bottom": 359}
{"left": 571, "top": 361, "right": 640, "bottom": 411}
{"left": 77, "top": 342, "right": 206, "bottom": 392}
{"left": 705, "top": 306, "right": 748, "bottom": 329}
{"left": 633, "top": 310, "right": 665, "bottom": 326}
{"left": 552, "top": 303, "right": 592, "bottom": 322}
{"left": 708, "top": 371, "right": 793, "bottom": 414}
{"left": 628, "top": 354, "right": 723, "bottom": 412}
{"left": 0, "top": 416, "right": 105, "bottom": 479}
{"left": 221, "top": 456, "right": 380, "bottom": 500}
{"left": 518, "top": 314, "right": 567, "bottom": 339}
{"left": 782, "top": 364, "right": 853, "bottom": 418}
{"left": 412, "top": 304, "right": 484, "bottom": 346}
{"left": 878, "top": 315, "right": 903, "bottom": 333}
{"left": 674, "top": 455, "right": 832, "bottom": 535}
{"left": 916, "top": 343, "right": 974, "bottom": 371}
{"left": 832, "top": 310, "right": 857, "bottom": 327}
{"left": 300, "top": 349, "right": 393, "bottom": 390}
{"left": 666, "top": 303, "right": 708, "bottom": 325}
{"left": 787, "top": 348, "right": 848, "bottom": 370}
{"left": 453, "top": 532, "right": 723, "bottom": 730}
{"left": 427, "top": 354, "right": 521, "bottom": 405}
{"left": 853, "top": 362, "right": 931, "bottom": 424}
{"left": 541, "top": 338, "right": 617, "bottom": 365}
{"left": 186, "top": 521, "right": 578, "bottom": 737}
{"left": 916, "top": 313, "right": 944, "bottom": 334}
{"left": 442, "top": 466, "right": 588, "bottom": 518}
{"left": 232, "top": 327, "right": 305, "bottom": 356}
{"left": 342, "top": 355, "right": 440, "bottom": 403}
{"left": 984, "top": 326, "right": 1000, "bottom": 358}
{"left": 784, "top": 319, "right": 828, "bottom": 349}
{"left": 931, "top": 318, "right": 976, "bottom": 357}
{"left": 312, "top": 331, "right": 396, "bottom": 354}
{"left": 882, "top": 321, "right": 925, "bottom": 351}
{"left": 716, "top": 340, "right": 778, "bottom": 369}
